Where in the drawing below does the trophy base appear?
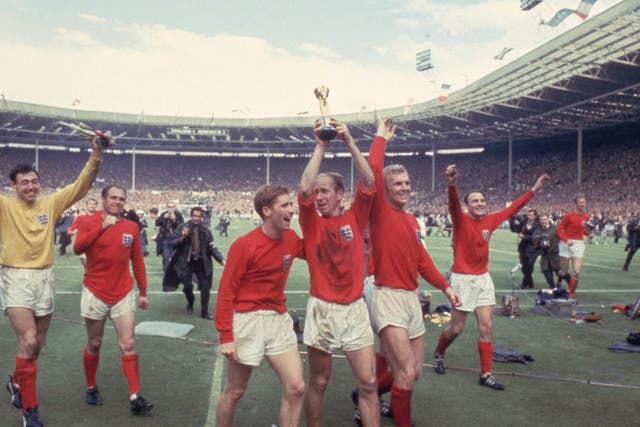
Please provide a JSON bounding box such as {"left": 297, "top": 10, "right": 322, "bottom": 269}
{"left": 318, "top": 126, "right": 338, "bottom": 141}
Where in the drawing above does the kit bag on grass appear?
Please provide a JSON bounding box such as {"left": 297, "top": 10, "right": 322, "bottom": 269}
{"left": 626, "top": 332, "right": 640, "bottom": 346}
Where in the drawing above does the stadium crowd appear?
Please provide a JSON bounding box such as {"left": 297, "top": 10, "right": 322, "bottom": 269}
{"left": 1, "top": 136, "right": 639, "bottom": 221}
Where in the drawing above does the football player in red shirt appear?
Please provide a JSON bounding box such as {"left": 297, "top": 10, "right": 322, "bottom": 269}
{"left": 73, "top": 185, "right": 152, "bottom": 415}
{"left": 215, "top": 184, "right": 305, "bottom": 427}
{"left": 433, "top": 165, "right": 548, "bottom": 391}
{"left": 367, "top": 124, "right": 460, "bottom": 427}
{"left": 299, "top": 115, "right": 393, "bottom": 427}
{"left": 556, "top": 195, "right": 592, "bottom": 298}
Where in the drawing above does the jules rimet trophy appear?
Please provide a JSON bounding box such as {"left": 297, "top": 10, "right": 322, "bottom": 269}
{"left": 313, "top": 85, "right": 338, "bottom": 140}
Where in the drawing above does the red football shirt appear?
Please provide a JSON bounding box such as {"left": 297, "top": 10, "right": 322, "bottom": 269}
{"left": 214, "top": 227, "right": 304, "bottom": 344}
{"left": 556, "top": 211, "right": 589, "bottom": 242}
{"left": 73, "top": 211, "right": 147, "bottom": 304}
{"left": 368, "top": 136, "right": 448, "bottom": 291}
{"left": 298, "top": 182, "right": 374, "bottom": 304}
{"left": 449, "top": 186, "right": 534, "bottom": 274}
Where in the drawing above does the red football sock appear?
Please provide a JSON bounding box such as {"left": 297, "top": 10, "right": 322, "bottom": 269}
{"left": 15, "top": 356, "right": 37, "bottom": 412}
{"left": 569, "top": 277, "right": 578, "bottom": 297}
{"left": 477, "top": 340, "right": 493, "bottom": 375}
{"left": 121, "top": 354, "right": 140, "bottom": 397}
{"left": 377, "top": 371, "right": 394, "bottom": 395}
{"left": 391, "top": 385, "right": 413, "bottom": 427}
{"left": 375, "top": 352, "right": 388, "bottom": 375}
{"left": 436, "top": 329, "right": 454, "bottom": 355}
{"left": 83, "top": 348, "right": 99, "bottom": 388}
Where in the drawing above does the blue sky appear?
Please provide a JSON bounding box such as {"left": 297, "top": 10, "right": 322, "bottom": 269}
{"left": 0, "top": 0, "right": 622, "bottom": 118}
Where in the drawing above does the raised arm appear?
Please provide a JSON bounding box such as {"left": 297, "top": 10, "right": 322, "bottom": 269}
{"left": 52, "top": 135, "right": 104, "bottom": 215}
{"left": 531, "top": 173, "right": 550, "bottom": 193}
{"left": 334, "top": 118, "right": 374, "bottom": 190}
{"left": 446, "top": 164, "right": 463, "bottom": 224}
{"left": 299, "top": 119, "right": 330, "bottom": 200}
{"left": 368, "top": 113, "right": 395, "bottom": 177}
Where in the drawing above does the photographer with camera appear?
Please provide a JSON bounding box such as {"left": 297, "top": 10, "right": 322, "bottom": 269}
{"left": 164, "top": 206, "right": 225, "bottom": 319}
{"left": 155, "top": 202, "right": 184, "bottom": 273}
{"left": 532, "top": 213, "right": 561, "bottom": 288}
{"left": 514, "top": 208, "right": 540, "bottom": 289}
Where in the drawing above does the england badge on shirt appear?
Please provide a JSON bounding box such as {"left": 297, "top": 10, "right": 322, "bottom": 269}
{"left": 122, "top": 233, "right": 133, "bottom": 247}
{"left": 482, "top": 229, "right": 491, "bottom": 241}
{"left": 37, "top": 213, "right": 49, "bottom": 225}
{"left": 339, "top": 225, "right": 353, "bottom": 241}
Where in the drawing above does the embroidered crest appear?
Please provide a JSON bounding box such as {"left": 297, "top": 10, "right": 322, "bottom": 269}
{"left": 283, "top": 254, "right": 292, "bottom": 272}
{"left": 482, "top": 229, "right": 491, "bottom": 241}
{"left": 122, "top": 233, "right": 133, "bottom": 247}
{"left": 37, "top": 213, "right": 49, "bottom": 225}
{"left": 339, "top": 225, "right": 354, "bottom": 241}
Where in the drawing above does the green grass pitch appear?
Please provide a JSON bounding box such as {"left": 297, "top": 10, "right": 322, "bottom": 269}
{"left": 1, "top": 219, "right": 639, "bottom": 426}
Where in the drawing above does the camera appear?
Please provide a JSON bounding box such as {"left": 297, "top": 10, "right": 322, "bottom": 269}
{"left": 509, "top": 213, "right": 526, "bottom": 233}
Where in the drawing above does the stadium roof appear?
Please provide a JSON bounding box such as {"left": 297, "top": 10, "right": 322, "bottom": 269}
{"left": 1, "top": 0, "right": 639, "bottom": 153}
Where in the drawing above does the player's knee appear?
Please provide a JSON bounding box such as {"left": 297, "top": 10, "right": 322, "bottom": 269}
{"left": 395, "top": 364, "right": 418, "bottom": 388}
{"left": 357, "top": 376, "right": 377, "bottom": 397}
{"left": 224, "top": 383, "right": 248, "bottom": 402}
{"left": 285, "top": 379, "right": 305, "bottom": 400}
{"left": 118, "top": 337, "right": 136, "bottom": 353}
{"left": 450, "top": 322, "right": 465, "bottom": 336}
{"left": 19, "top": 333, "right": 39, "bottom": 356}
{"left": 309, "top": 374, "right": 330, "bottom": 392}
{"left": 88, "top": 335, "right": 103, "bottom": 352}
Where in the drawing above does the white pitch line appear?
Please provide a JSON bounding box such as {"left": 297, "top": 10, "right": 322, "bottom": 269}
{"left": 490, "top": 248, "right": 619, "bottom": 270}
{"left": 204, "top": 353, "right": 224, "bottom": 427}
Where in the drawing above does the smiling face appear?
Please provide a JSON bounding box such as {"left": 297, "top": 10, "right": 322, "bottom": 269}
{"left": 102, "top": 187, "right": 126, "bottom": 216}
{"left": 464, "top": 191, "right": 486, "bottom": 219}
{"left": 264, "top": 194, "right": 295, "bottom": 233}
{"left": 575, "top": 197, "right": 587, "bottom": 214}
{"left": 12, "top": 171, "right": 41, "bottom": 205}
{"left": 314, "top": 175, "right": 343, "bottom": 217}
{"left": 385, "top": 171, "right": 411, "bottom": 209}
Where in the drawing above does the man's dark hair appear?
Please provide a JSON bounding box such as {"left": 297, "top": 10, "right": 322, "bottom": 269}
{"left": 190, "top": 206, "right": 203, "bottom": 216}
{"left": 101, "top": 184, "right": 127, "bottom": 199}
{"left": 10, "top": 164, "right": 39, "bottom": 183}
{"left": 149, "top": 207, "right": 159, "bottom": 215}
{"left": 463, "top": 190, "right": 485, "bottom": 204}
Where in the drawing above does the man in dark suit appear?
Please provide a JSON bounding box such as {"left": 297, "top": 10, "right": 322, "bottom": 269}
{"left": 163, "top": 206, "right": 225, "bottom": 319}
{"left": 623, "top": 214, "right": 640, "bottom": 271}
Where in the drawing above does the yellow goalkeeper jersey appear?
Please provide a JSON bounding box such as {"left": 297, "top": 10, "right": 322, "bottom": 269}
{"left": 0, "top": 156, "right": 101, "bottom": 269}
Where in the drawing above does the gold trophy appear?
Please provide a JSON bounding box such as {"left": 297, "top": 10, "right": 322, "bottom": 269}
{"left": 314, "top": 85, "right": 338, "bottom": 140}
